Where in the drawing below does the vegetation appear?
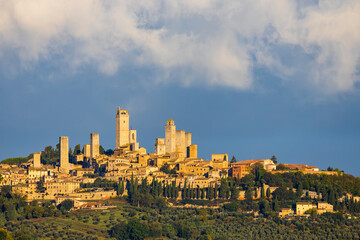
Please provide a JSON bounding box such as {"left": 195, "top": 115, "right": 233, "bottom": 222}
{"left": 1, "top": 199, "right": 360, "bottom": 240}
{"left": 159, "top": 163, "right": 177, "bottom": 175}
{"left": 1, "top": 155, "right": 32, "bottom": 166}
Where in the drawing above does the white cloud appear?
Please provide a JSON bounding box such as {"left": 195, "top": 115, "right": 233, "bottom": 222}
{"left": 0, "top": 0, "right": 359, "bottom": 93}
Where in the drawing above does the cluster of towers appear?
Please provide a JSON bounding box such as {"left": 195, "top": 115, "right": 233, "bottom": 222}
{"left": 155, "top": 119, "right": 198, "bottom": 158}
{"left": 115, "top": 106, "right": 197, "bottom": 158}
{"left": 58, "top": 133, "right": 99, "bottom": 171}
{"left": 52, "top": 106, "right": 197, "bottom": 171}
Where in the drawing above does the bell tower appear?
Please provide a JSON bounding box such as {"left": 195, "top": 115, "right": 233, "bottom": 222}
{"left": 116, "top": 106, "right": 130, "bottom": 148}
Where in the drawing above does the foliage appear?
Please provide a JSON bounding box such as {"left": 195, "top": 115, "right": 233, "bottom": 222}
{"left": 99, "top": 145, "right": 105, "bottom": 155}
{"left": 1, "top": 155, "right": 32, "bottom": 166}
{"left": 271, "top": 155, "right": 277, "bottom": 164}
{"left": 80, "top": 178, "right": 118, "bottom": 190}
{"left": 159, "top": 163, "right": 177, "bottom": 175}
{"left": 73, "top": 144, "right": 81, "bottom": 155}
{"left": 104, "top": 149, "right": 114, "bottom": 156}
{"left": 223, "top": 201, "right": 240, "bottom": 212}
{"left": 57, "top": 199, "right": 74, "bottom": 213}
{"left": 0, "top": 228, "right": 13, "bottom": 240}
{"left": 276, "top": 164, "right": 288, "bottom": 170}
{"left": 36, "top": 177, "right": 45, "bottom": 193}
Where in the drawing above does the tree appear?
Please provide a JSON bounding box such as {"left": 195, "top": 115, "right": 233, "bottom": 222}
{"left": 105, "top": 149, "right": 114, "bottom": 156}
{"left": 245, "top": 189, "right": 253, "bottom": 201}
{"left": 0, "top": 228, "right": 13, "bottom": 240}
{"left": 276, "top": 164, "right": 287, "bottom": 170}
{"left": 126, "top": 219, "right": 149, "bottom": 240}
{"left": 230, "top": 186, "right": 240, "bottom": 200}
{"left": 73, "top": 144, "right": 81, "bottom": 155}
{"left": 261, "top": 185, "right": 265, "bottom": 199}
{"left": 230, "top": 156, "right": 237, "bottom": 163}
{"left": 58, "top": 199, "right": 74, "bottom": 212}
{"left": 266, "top": 187, "right": 271, "bottom": 198}
{"left": 271, "top": 155, "right": 277, "bottom": 164}
{"left": 118, "top": 179, "right": 125, "bottom": 196}
{"left": 69, "top": 147, "right": 73, "bottom": 157}
{"left": 219, "top": 178, "right": 229, "bottom": 199}
{"left": 208, "top": 185, "right": 214, "bottom": 200}
{"left": 259, "top": 200, "right": 270, "bottom": 215}
{"left": 99, "top": 145, "right": 105, "bottom": 154}
{"left": 110, "top": 222, "right": 128, "bottom": 240}
{"left": 36, "top": 176, "right": 45, "bottom": 193}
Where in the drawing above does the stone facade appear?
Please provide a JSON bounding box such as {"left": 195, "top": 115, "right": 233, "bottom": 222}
{"left": 188, "top": 144, "right": 198, "bottom": 158}
{"left": 211, "top": 154, "right": 228, "bottom": 161}
{"left": 90, "top": 133, "right": 99, "bottom": 160}
{"left": 296, "top": 202, "right": 317, "bottom": 215}
{"left": 155, "top": 138, "right": 165, "bottom": 155}
{"left": 33, "top": 152, "right": 41, "bottom": 168}
{"left": 59, "top": 136, "right": 70, "bottom": 169}
{"left": 165, "top": 119, "right": 176, "bottom": 154}
{"left": 116, "top": 107, "right": 130, "bottom": 148}
{"left": 164, "top": 119, "right": 192, "bottom": 157}
{"left": 83, "top": 144, "right": 91, "bottom": 158}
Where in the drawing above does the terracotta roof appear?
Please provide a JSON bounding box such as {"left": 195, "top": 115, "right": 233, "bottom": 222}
{"left": 232, "top": 159, "right": 271, "bottom": 165}
{"left": 282, "top": 164, "right": 318, "bottom": 170}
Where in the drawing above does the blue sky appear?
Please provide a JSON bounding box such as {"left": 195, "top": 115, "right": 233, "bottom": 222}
{"left": 1, "top": 0, "right": 360, "bottom": 175}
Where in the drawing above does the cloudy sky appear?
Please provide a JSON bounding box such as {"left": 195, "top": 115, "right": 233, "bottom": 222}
{"left": 1, "top": 0, "right": 360, "bottom": 175}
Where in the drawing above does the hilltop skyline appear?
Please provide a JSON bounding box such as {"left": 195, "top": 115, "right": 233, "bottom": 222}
{"left": 1, "top": 1, "right": 360, "bottom": 176}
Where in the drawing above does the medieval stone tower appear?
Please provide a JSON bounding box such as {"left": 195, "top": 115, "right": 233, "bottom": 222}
{"left": 90, "top": 133, "right": 99, "bottom": 159}
{"left": 165, "top": 119, "right": 176, "bottom": 154}
{"left": 116, "top": 106, "right": 130, "bottom": 148}
{"left": 59, "top": 136, "right": 70, "bottom": 169}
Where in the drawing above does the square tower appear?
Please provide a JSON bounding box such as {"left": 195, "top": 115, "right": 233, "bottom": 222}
{"left": 165, "top": 119, "right": 176, "bottom": 154}
{"left": 155, "top": 138, "right": 165, "bottom": 155}
{"left": 33, "top": 152, "right": 41, "bottom": 168}
{"left": 90, "top": 133, "right": 99, "bottom": 159}
{"left": 116, "top": 107, "right": 130, "bottom": 148}
{"left": 83, "top": 144, "right": 91, "bottom": 158}
{"left": 176, "top": 130, "right": 186, "bottom": 156}
{"left": 59, "top": 136, "right": 70, "bottom": 169}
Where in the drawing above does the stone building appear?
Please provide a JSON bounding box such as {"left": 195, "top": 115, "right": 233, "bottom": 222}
{"left": 115, "top": 107, "right": 139, "bottom": 150}
{"left": 162, "top": 119, "right": 193, "bottom": 158}
{"left": 90, "top": 133, "right": 99, "bottom": 160}
{"left": 33, "top": 152, "right": 41, "bottom": 168}
{"left": 296, "top": 202, "right": 316, "bottom": 215}
{"left": 59, "top": 136, "right": 70, "bottom": 170}
{"left": 155, "top": 138, "right": 165, "bottom": 155}
{"left": 83, "top": 144, "right": 91, "bottom": 158}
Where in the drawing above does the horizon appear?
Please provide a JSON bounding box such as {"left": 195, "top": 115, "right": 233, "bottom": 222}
{"left": 1, "top": 1, "right": 360, "bottom": 176}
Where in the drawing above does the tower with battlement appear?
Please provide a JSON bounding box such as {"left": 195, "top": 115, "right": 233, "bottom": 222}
{"left": 165, "top": 119, "right": 176, "bottom": 154}
{"left": 116, "top": 107, "right": 130, "bottom": 148}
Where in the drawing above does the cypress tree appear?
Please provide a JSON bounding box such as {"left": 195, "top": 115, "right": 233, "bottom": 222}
{"left": 266, "top": 187, "right": 271, "bottom": 198}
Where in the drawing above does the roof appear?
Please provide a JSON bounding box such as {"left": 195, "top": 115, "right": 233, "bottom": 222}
{"left": 232, "top": 159, "right": 272, "bottom": 165}
{"left": 282, "top": 164, "right": 318, "bottom": 170}
{"left": 296, "top": 202, "right": 315, "bottom": 205}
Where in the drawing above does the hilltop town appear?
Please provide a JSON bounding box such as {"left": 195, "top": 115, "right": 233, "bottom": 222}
{"left": 0, "top": 107, "right": 359, "bottom": 218}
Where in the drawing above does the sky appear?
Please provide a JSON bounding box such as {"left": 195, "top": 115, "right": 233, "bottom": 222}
{"left": 0, "top": 0, "right": 360, "bottom": 175}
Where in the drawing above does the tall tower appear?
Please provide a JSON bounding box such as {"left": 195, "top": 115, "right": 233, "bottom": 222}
{"left": 116, "top": 107, "right": 130, "bottom": 148}
{"left": 83, "top": 144, "right": 91, "bottom": 158}
{"left": 59, "top": 136, "right": 70, "bottom": 169}
{"left": 165, "top": 119, "right": 176, "bottom": 154}
{"left": 90, "top": 133, "right": 99, "bottom": 159}
{"left": 33, "top": 152, "right": 41, "bottom": 168}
